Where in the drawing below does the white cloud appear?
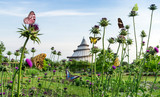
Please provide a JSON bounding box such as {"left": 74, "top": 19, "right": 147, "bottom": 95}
{"left": 0, "top": 9, "right": 96, "bottom": 17}
{"left": 0, "top": 9, "right": 25, "bottom": 17}
{"left": 37, "top": 10, "right": 96, "bottom": 17}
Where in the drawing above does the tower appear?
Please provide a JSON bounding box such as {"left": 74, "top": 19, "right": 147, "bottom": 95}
{"left": 67, "top": 37, "right": 92, "bottom": 62}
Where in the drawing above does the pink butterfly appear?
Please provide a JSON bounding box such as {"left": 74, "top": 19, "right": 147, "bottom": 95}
{"left": 23, "top": 11, "right": 36, "bottom": 24}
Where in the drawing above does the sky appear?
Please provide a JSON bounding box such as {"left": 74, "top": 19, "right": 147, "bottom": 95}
{"left": 0, "top": 0, "right": 160, "bottom": 62}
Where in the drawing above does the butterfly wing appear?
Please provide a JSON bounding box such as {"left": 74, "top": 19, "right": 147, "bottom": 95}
{"left": 96, "top": 37, "right": 101, "bottom": 41}
{"left": 94, "top": 37, "right": 101, "bottom": 44}
{"left": 114, "top": 57, "right": 120, "bottom": 66}
{"left": 23, "top": 17, "right": 29, "bottom": 24}
{"left": 118, "top": 18, "right": 124, "bottom": 29}
{"left": 93, "top": 38, "right": 97, "bottom": 44}
{"left": 66, "top": 70, "right": 70, "bottom": 80}
{"left": 89, "top": 37, "right": 93, "bottom": 43}
{"left": 132, "top": 4, "right": 138, "bottom": 11}
{"left": 66, "top": 70, "right": 79, "bottom": 81}
{"left": 31, "top": 53, "right": 46, "bottom": 69}
{"left": 70, "top": 76, "right": 80, "bottom": 80}
{"left": 24, "top": 11, "right": 36, "bottom": 24}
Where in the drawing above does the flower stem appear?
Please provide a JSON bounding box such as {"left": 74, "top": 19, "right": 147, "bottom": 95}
{"left": 133, "top": 16, "right": 138, "bottom": 60}
{"left": 146, "top": 10, "right": 154, "bottom": 50}
{"left": 11, "top": 70, "right": 18, "bottom": 97}
{"left": 57, "top": 55, "right": 59, "bottom": 62}
{"left": 116, "top": 43, "right": 125, "bottom": 96}
{"left": 116, "top": 43, "right": 121, "bottom": 56}
{"left": 94, "top": 54, "right": 97, "bottom": 77}
{"left": 139, "top": 37, "right": 143, "bottom": 58}
{"left": 127, "top": 29, "right": 130, "bottom": 67}
{"left": 91, "top": 34, "right": 95, "bottom": 97}
{"left": 1, "top": 69, "right": 4, "bottom": 97}
{"left": 17, "top": 37, "right": 29, "bottom": 97}
{"left": 102, "top": 26, "right": 106, "bottom": 91}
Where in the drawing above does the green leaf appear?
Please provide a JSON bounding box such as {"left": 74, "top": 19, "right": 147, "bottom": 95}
{"left": 132, "top": 4, "right": 138, "bottom": 11}
{"left": 139, "top": 87, "right": 144, "bottom": 93}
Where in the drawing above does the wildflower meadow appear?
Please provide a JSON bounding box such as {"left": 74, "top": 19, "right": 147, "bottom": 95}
{"left": 0, "top": 3, "right": 160, "bottom": 97}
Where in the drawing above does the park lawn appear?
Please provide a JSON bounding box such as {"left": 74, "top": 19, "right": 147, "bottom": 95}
{"left": 0, "top": 71, "right": 160, "bottom": 96}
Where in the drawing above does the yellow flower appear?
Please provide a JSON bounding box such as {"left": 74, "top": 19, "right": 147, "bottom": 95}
{"left": 114, "top": 57, "right": 120, "bottom": 66}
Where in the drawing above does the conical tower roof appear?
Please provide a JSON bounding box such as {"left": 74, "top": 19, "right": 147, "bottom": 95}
{"left": 67, "top": 37, "right": 92, "bottom": 62}
{"left": 78, "top": 37, "right": 88, "bottom": 47}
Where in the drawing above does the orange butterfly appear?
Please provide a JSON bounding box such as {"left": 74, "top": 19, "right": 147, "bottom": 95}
{"left": 114, "top": 57, "right": 120, "bottom": 66}
{"left": 31, "top": 53, "right": 46, "bottom": 69}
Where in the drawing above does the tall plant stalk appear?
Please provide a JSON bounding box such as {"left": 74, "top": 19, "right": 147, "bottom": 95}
{"left": 91, "top": 34, "right": 95, "bottom": 97}
{"left": 146, "top": 10, "right": 154, "bottom": 49}
{"left": 116, "top": 43, "right": 121, "bottom": 55}
{"left": 139, "top": 37, "right": 144, "bottom": 58}
{"left": 94, "top": 54, "right": 97, "bottom": 77}
{"left": 11, "top": 70, "right": 18, "bottom": 97}
{"left": 127, "top": 29, "right": 130, "bottom": 66}
{"left": 101, "top": 26, "right": 106, "bottom": 89}
{"left": 132, "top": 16, "right": 138, "bottom": 60}
{"left": 1, "top": 69, "right": 4, "bottom": 97}
{"left": 17, "top": 37, "right": 29, "bottom": 97}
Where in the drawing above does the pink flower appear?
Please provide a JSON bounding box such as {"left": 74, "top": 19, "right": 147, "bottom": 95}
{"left": 146, "top": 50, "right": 150, "bottom": 52}
{"left": 26, "top": 58, "right": 33, "bottom": 68}
{"left": 154, "top": 47, "right": 159, "bottom": 53}
{"left": 112, "top": 65, "right": 116, "bottom": 69}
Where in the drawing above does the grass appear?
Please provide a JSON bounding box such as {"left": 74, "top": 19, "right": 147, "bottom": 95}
{"left": 0, "top": 70, "right": 160, "bottom": 96}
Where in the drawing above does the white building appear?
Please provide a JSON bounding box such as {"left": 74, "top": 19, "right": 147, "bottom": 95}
{"left": 67, "top": 38, "right": 92, "bottom": 62}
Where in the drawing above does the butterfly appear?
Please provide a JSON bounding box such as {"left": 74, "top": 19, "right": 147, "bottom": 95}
{"left": 132, "top": 4, "right": 138, "bottom": 11}
{"left": 118, "top": 18, "right": 124, "bottom": 29}
{"left": 24, "top": 11, "right": 36, "bottom": 24}
{"left": 66, "top": 69, "right": 80, "bottom": 81}
{"left": 114, "top": 57, "right": 120, "bottom": 67}
{"left": 89, "top": 37, "right": 101, "bottom": 44}
{"left": 31, "top": 53, "right": 47, "bottom": 69}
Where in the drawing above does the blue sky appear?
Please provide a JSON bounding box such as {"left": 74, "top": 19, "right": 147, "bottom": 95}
{"left": 1, "top": 0, "right": 160, "bottom": 62}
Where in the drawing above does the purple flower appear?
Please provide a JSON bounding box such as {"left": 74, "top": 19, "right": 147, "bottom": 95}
{"left": 69, "top": 59, "right": 72, "bottom": 61}
{"left": 158, "top": 62, "right": 160, "bottom": 65}
{"left": 112, "top": 65, "right": 116, "bottom": 69}
{"left": 0, "top": 84, "right": 1, "bottom": 86}
{"left": 89, "top": 82, "right": 93, "bottom": 85}
{"left": 0, "top": 92, "right": 4, "bottom": 95}
{"left": 15, "top": 67, "right": 18, "bottom": 69}
{"left": 31, "top": 24, "right": 39, "bottom": 31}
{"left": 64, "top": 87, "right": 67, "bottom": 90}
{"left": 45, "top": 73, "right": 47, "bottom": 75}
{"left": 43, "top": 91, "right": 47, "bottom": 95}
{"left": 94, "top": 25, "right": 99, "bottom": 28}
{"left": 26, "top": 58, "right": 33, "bottom": 68}
{"left": 29, "top": 80, "right": 31, "bottom": 82}
{"left": 48, "top": 64, "right": 51, "bottom": 66}
{"left": 142, "top": 41, "right": 145, "bottom": 44}
{"left": 86, "top": 80, "right": 89, "bottom": 82}
{"left": 53, "top": 70, "right": 56, "bottom": 73}
{"left": 97, "top": 74, "right": 100, "bottom": 76}
{"left": 146, "top": 50, "right": 150, "bottom": 52}
{"left": 22, "top": 94, "right": 25, "bottom": 96}
{"left": 16, "top": 50, "right": 19, "bottom": 52}
{"left": 62, "top": 60, "right": 66, "bottom": 62}
{"left": 154, "top": 47, "right": 159, "bottom": 53}
{"left": 10, "top": 81, "right": 13, "bottom": 83}
{"left": 38, "top": 78, "right": 40, "bottom": 80}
